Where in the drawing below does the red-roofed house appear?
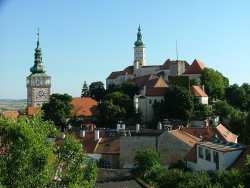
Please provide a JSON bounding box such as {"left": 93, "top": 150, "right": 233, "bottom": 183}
{"left": 183, "top": 59, "right": 205, "bottom": 80}
{"left": 191, "top": 85, "right": 208, "bottom": 104}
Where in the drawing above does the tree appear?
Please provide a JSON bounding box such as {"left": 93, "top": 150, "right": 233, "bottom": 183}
{"left": 201, "top": 68, "right": 229, "bottom": 100}
{"left": 0, "top": 117, "right": 97, "bottom": 188}
{"left": 53, "top": 135, "right": 97, "bottom": 188}
{"left": 162, "top": 86, "right": 194, "bottom": 121}
{"left": 89, "top": 81, "right": 106, "bottom": 102}
{"left": 81, "top": 81, "right": 89, "bottom": 98}
{"left": 42, "top": 93, "right": 73, "bottom": 131}
{"left": 193, "top": 102, "right": 213, "bottom": 120}
{"left": 0, "top": 116, "right": 56, "bottom": 188}
{"left": 134, "top": 149, "right": 161, "bottom": 179}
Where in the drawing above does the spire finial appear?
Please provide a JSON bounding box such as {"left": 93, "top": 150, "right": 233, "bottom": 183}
{"left": 138, "top": 24, "right": 141, "bottom": 32}
{"left": 36, "top": 27, "right": 40, "bottom": 48}
{"left": 134, "top": 25, "right": 144, "bottom": 47}
{"left": 176, "top": 40, "right": 179, "bottom": 61}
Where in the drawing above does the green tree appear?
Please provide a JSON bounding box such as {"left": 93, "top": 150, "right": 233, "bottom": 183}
{"left": 0, "top": 116, "right": 56, "bottom": 188}
{"left": 134, "top": 149, "right": 161, "bottom": 179}
{"left": 201, "top": 68, "right": 229, "bottom": 100}
{"left": 81, "top": 81, "right": 89, "bottom": 98}
{"left": 53, "top": 135, "right": 97, "bottom": 188}
{"left": 42, "top": 93, "right": 73, "bottom": 131}
{"left": 89, "top": 81, "right": 106, "bottom": 102}
{"left": 193, "top": 103, "right": 213, "bottom": 120}
{"left": 163, "top": 86, "right": 194, "bottom": 121}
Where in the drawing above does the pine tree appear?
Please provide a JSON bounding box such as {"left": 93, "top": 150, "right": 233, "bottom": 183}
{"left": 81, "top": 81, "right": 89, "bottom": 97}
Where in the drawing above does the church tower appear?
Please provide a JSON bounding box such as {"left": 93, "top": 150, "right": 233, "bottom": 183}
{"left": 26, "top": 30, "right": 51, "bottom": 107}
{"left": 134, "top": 25, "right": 146, "bottom": 70}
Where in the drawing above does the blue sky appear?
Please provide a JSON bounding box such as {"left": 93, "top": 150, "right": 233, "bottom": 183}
{"left": 0, "top": 0, "right": 250, "bottom": 99}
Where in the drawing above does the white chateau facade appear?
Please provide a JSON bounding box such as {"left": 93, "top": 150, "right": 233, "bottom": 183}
{"left": 26, "top": 32, "right": 51, "bottom": 107}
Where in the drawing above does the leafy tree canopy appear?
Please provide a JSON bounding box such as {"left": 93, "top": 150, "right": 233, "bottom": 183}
{"left": 42, "top": 93, "right": 73, "bottom": 131}
{"left": 201, "top": 68, "right": 229, "bottom": 100}
{"left": 89, "top": 81, "right": 106, "bottom": 102}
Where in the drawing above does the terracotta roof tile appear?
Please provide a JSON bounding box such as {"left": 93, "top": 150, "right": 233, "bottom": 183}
{"left": 169, "top": 130, "right": 201, "bottom": 147}
{"left": 216, "top": 124, "right": 238, "bottom": 143}
{"left": 1, "top": 111, "right": 19, "bottom": 119}
{"left": 191, "top": 85, "right": 208, "bottom": 97}
{"left": 71, "top": 97, "right": 98, "bottom": 117}
{"left": 184, "top": 59, "right": 205, "bottom": 74}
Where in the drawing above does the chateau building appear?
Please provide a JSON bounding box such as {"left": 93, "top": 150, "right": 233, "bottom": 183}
{"left": 26, "top": 31, "right": 51, "bottom": 108}
{"left": 106, "top": 26, "right": 207, "bottom": 122}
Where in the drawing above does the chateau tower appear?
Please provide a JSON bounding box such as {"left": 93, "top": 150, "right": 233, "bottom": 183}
{"left": 134, "top": 25, "right": 146, "bottom": 70}
{"left": 26, "top": 30, "right": 51, "bottom": 107}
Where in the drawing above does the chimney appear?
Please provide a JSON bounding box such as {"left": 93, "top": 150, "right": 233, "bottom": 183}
{"left": 117, "top": 123, "right": 121, "bottom": 132}
{"left": 95, "top": 129, "right": 100, "bottom": 141}
{"left": 157, "top": 122, "right": 162, "bottom": 130}
{"left": 121, "top": 123, "right": 126, "bottom": 130}
{"left": 136, "top": 123, "right": 140, "bottom": 133}
{"left": 79, "top": 129, "right": 86, "bottom": 138}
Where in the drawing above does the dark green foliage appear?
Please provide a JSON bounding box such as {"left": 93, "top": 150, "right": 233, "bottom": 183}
{"left": 106, "top": 81, "right": 139, "bottom": 99}
{"left": 225, "top": 84, "right": 250, "bottom": 111}
{"left": 134, "top": 149, "right": 161, "bottom": 178}
{"left": 154, "top": 86, "right": 194, "bottom": 121}
{"left": 169, "top": 76, "right": 190, "bottom": 89}
{"left": 89, "top": 81, "right": 106, "bottom": 102}
{"left": 96, "top": 91, "right": 139, "bottom": 128}
{"left": 201, "top": 68, "right": 229, "bottom": 100}
{"left": 42, "top": 93, "right": 73, "bottom": 131}
{"left": 193, "top": 102, "right": 213, "bottom": 120}
{"left": 81, "top": 81, "right": 90, "bottom": 98}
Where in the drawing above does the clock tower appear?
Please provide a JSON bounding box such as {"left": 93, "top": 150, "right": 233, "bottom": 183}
{"left": 26, "top": 30, "right": 51, "bottom": 107}
{"left": 134, "top": 25, "right": 146, "bottom": 71}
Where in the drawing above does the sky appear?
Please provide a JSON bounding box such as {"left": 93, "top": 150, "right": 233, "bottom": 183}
{"left": 0, "top": 0, "right": 250, "bottom": 99}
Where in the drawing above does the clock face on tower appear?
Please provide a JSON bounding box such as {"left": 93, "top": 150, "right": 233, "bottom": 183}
{"left": 34, "top": 88, "right": 49, "bottom": 101}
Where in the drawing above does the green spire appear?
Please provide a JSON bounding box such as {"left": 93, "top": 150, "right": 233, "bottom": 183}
{"left": 30, "top": 28, "right": 45, "bottom": 74}
{"left": 134, "top": 25, "right": 144, "bottom": 47}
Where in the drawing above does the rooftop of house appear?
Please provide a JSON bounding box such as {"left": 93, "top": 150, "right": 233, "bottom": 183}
{"left": 198, "top": 140, "right": 244, "bottom": 153}
{"left": 191, "top": 85, "right": 208, "bottom": 97}
{"left": 1, "top": 111, "right": 19, "bottom": 119}
{"left": 71, "top": 97, "right": 98, "bottom": 117}
{"left": 169, "top": 129, "right": 201, "bottom": 147}
{"left": 162, "top": 59, "right": 189, "bottom": 70}
{"left": 183, "top": 59, "right": 205, "bottom": 75}
{"left": 182, "top": 123, "right": 238, "bottom": 143}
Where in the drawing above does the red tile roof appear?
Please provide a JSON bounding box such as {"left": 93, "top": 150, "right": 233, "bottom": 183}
{"left": 146, "top": 87, "right": 167, "bottom": 96}
{"left": 169, "top": 130, "right": 201, "bottom": 147}
{"left": 191, "top": 85, "right": 208, "bottom": 97}
{"left": 1, "top": 111, "right": 19, "bottom": 119}
{"left": 216, "top": 124, "right": 238, "bottom": 143}
{"left": 184, "top": 59, "right": 205, "bottom": 74}
{"left": 182, "top": 124, "right": 238, "bottom": 143}
{"left": 27, "top": 107, "right": 40, "bottom": 116}
{"left": 71, "top": 97, "right": 98, "bottom": 117}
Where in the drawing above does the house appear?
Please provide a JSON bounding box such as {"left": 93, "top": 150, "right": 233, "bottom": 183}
{"left": 71, "top": 97, "right": 98, "bottom": 125}
{"left": 1, "top": 111, "right": 19, "bottom": 119}
{"left": 191, "top": 85, "right": 208, "bottom": 105}
{"left": 120, "top": 129, "right": 200, "bottom": 168}
{"left": 186, "top": 140, "right": 245, "bottom": 171}
{"left": 26, "top": 106, "right": 40, "bottom": 116}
